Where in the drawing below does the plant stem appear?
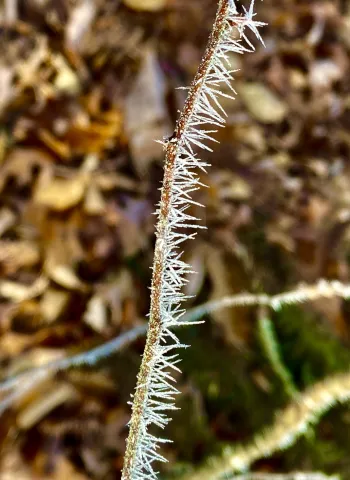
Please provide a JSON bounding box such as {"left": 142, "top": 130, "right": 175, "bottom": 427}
{"left": 121, "top": 2, "right": 231, "bottom": 478}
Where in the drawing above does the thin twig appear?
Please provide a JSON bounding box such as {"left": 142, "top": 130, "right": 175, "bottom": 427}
{"left": 121, "top": 1, "right": 264, "bottom": 479}
{"left": 181, "top": 371, "right": 350, "bottom": 480}
{"left": 1, "top": 279, "right": 349, "bottom": 414}
{"left": 187, "top": 279, "right": 350, "bottom": 322}
{"left": 0, "top": 325, "right": 147, "bottom": 401}
{"left": 231, "top": 473, "right": 340, "bottom": 480}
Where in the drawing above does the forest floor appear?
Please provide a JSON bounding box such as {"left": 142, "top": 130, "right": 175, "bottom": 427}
{"left": 1, "top": 0, "right": 350, "bottom": 479}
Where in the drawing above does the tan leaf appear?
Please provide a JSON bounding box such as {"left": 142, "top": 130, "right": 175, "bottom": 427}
{"left": 40, "top": 288, "right": 70, "bottom": 323}
{"left": 84, "top": 182, "right": 106, "bottom": 215}
{"left": 46, "top": 264, "right": 86, "bottom": 291}
{"left": 237, "top": 82, "right": 288, "bottom": 124}
{"left": 52, "top": 55, "right": 80, "bottom": 95}
{"left": 17, "top": 383, "right": 78, "bottom": 429}
{"left": 34, "top": 175, "right": 87, "bottom": 211}
{"left": 65, "top": 0, "right": 97, "bottom": 51}
{"left": 0, "top": 148, "right": 54, "bottom": 191}
{"left": 125, "top": 46, "right": 170, "bottom": 174}
{"left": 0, "top": 208, "right": 15, "bottom": 237}
{"left": 0, "top": 332, "right": 34, "bottom": 357}
{"left": 37, "top": 129, "right": 71, "bottom": 158}
{"left": 123, "top": 0, "right": 167, "bottom": 11}
{"left": 0, "top": 66, "right": 14, "bottom": 115}
{"left": 0, "top": 448, "right": 33, "bottom": 480}
{"left": 84, "top": 294, "right": 108, "bottom": 333}
{"left": 63, "top": 112, "right": 122, "bottom": 156}
{"left": 0, "top": 240, "right": 40, "bottom": 273}
{"left": 0, "top": 276, "right": 48, "bottom": 302}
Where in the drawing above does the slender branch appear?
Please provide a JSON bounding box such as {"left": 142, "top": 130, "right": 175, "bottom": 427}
{"left": 0, "top": 325, "right": 147, "bottom": 398}
{"left": 121, "top": 1, "right": 264, "bottom": 478}
{"left": 230, "top": 473, "right": 340, "bottom": 480}
{"left": 122, "top": 3, "right": 231, "bottom": 476}
{"left": 187, "top": 279, "right": 350, "bottom": 322}
{"left": 1, "top": 279, "right": 348, "bottom": 415}
{"left": 0, "top": 370, "right": 51, "bottom": 416}
{"left": 181, "top": 371, "right": 350, "bottom": 480}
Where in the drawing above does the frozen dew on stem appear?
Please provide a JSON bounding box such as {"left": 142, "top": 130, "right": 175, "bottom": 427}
{"left": 121, "top": 1, "right": 266, "bottom": 479}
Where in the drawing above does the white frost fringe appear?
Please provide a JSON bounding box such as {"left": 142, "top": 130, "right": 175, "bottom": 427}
{"left": 124, "top": 2, "right": 265, "bottom": 479}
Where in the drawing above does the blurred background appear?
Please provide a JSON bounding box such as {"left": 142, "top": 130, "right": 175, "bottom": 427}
{"left": 1, "top": 0, "right": 350, "bottom": 478}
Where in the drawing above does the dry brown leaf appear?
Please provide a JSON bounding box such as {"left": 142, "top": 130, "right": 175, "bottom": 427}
{"left": 0, "top": 332, "right": 34, "bottom": 357}
{"left": 34, "top": 175, "right": 87, "bottom": 211}
{"left": 84, "top": 294, "right": 108, "bottom": 333}
{"left": 65, "top": 0, "right": 96, "bottom": 52}
{"left": 0, "top": 280, "right": 32, "bottom": 301}
{"left": 0, "top": 240, "right": 40, "bottom": 273}
{"left": 42, "top": 216, "right": 85, "bottom": 270}
{"left": 0, "top": 66, "right": 14, "bottom": 115}
{"left": 52, "top": 55, "right": 80, "bottom": 95}
{"left": 237, "top": 82, "right": 288, "bottom": 123}
{"left": 0, "top": 276, "right": 48, "bottom": 302}
{"left": 63, "top": 111, "right": 122, "bottom": 156}
{"left": 17, "top": 383, "right": 78, "bottom": 429}
{"left": 233, "top": 124, "right": 266, "bottom": 152}
{"left": 67, "top": 371, "right": 115, "bottom": 393}
{"left": 123, "top": 0, "right": 167, "bottom": 11}
{"left": 0, "top": 148, "right": 53, "bottom": 191}
{"left": 40, "top": 288, "right": 70, "bottom": 323}
{"left": 0, "top": 448, "right": 33, "bottom": 480}
{"left": 45, "top": 264, "right": 86, "bottom": 291}
{"left": 84, "top": 182, "right": 106, "bottom": 215}
{"left": 0, "top": 208, "right": 16, "bottom": 237}
{"left": 96, "top": 171, "right": 140, "bottom": 192}
{"left": 125, "top": 46, "right": 170, "bottom": 174}
{"left": 15, "top": 36, "right": 49, "bottom": 91}
{"left": 37, "top": 129, "right": 71, "bottom": 158}
{"left": 310, "top": 59, "right": 343, "bottom": 90}
{"left": 102, "top": 269, "right": 134, "bottom": 327}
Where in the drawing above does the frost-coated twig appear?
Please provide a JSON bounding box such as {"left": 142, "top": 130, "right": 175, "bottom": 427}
{"left": 187, "top": 279, "right": 350, "bottom": 323}
{"left": 1, "top": 278, "right": 348, "bottom": 417}
{"left": 181, "top": 371, "right": 350, "bottom": 480}
{"left": 121, "top": 1, "right": 265, "bottom": 479}
{"left": 231, "top": 473, "right": 340, "bottom": 480}
{"left": 0, "top": 325, "right": 147, "bottom": 399}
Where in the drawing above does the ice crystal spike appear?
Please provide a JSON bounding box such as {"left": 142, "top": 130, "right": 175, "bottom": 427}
{"left": 121, "top": 2, "right": 265, "bottom": 480}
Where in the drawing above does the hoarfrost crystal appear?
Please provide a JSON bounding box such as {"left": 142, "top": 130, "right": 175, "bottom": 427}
{"left": 122, "top": 2, "right": 265, "bottom": 479}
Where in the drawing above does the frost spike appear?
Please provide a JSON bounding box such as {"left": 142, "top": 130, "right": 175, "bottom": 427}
{"left": 121, "top": 1, "right": 265, "bottom": 479}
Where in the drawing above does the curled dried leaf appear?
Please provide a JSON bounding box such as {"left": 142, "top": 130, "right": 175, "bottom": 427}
{"left": 123, "top": 0, "right": 167, "bottom": 12}
{"left": 34, "top": 176, "right": 87, "bottom": 211}
{"left": 237, "top": 82, "right": 288, "bottom": 124}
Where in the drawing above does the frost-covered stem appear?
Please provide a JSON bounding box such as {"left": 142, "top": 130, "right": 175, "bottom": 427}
{"left": 122, "top": 1, "right": 264, "bottom": 478}
{"left": 1, "top": 279, "right": 348, "bottom": 407}
{"left": 181, "top": 371, "right": 350, "bottom": 480}
{"left": 187, "top": 279, "right": 350, "bottom": 322}
{"left": 122, "top": 3, "right": 231, "bottom": 478}
{"left": 232, "top": 474, "right": 340, "bottom": 480}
